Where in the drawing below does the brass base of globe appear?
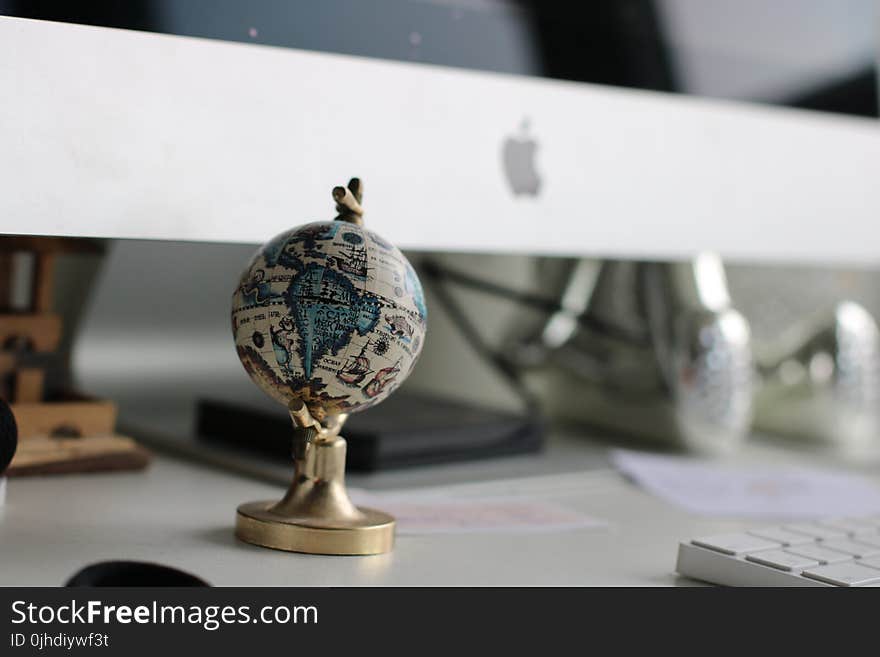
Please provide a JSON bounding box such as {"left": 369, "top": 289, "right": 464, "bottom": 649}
{"left": 235, "top": 502, "right": 395, "bottom": 555}
{"left": 233, "top": 403, "right": 395, "bottom": 556}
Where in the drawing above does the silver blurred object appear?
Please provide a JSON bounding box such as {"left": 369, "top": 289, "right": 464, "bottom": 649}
{"left": 754, "top": 301, "right": 880, "bottom": 450}
{"left": 510, "top": 254, "right": 754, "bottom": 454}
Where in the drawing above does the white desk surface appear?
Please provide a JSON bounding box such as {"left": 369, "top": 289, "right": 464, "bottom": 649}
{"left": 2, "top": 431, "right": 878, "bottom": 587}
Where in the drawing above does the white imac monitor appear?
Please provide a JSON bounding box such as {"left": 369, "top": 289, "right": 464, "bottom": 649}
{"left": 1, "top": 1, "right": 879, "bottom": 263}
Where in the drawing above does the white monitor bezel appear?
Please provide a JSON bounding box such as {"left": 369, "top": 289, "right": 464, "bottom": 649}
{"left": 2, "top": 16, "right": 879, "bottom": 264}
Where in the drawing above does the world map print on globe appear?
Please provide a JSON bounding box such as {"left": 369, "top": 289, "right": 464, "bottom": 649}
{"left": 232, "top": 221, "right": 427, "bottom": 421}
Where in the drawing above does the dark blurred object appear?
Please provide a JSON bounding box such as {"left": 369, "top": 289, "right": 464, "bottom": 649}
{"left": 525, "top": 1, "right": 677, "bottom": 91}
{"left": 786, "top": 66, "right": 879, "bottom": 118}
{"left": 197, "top": 394, "right": 544, "bottom": 472}
{"left": 0, "top": 398, "right": 17, "bottom": 473}
{"left": 3, "top": 0, "right": 156, "bottom": 31}
{"left": 66, "top": 561, "right": 208, "bottom": 587}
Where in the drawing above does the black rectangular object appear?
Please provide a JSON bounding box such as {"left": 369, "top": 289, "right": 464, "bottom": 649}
{"left": 196, "top": 394, "right": 543, "bottom": 472}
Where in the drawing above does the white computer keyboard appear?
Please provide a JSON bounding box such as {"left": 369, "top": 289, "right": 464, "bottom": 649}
{"left": 676, "top": 516, "right": 880, "bottom": 586}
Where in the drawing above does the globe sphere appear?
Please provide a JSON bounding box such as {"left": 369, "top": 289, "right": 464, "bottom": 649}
{"left": 232, "top": 220, "right": 427, "bottom": 421}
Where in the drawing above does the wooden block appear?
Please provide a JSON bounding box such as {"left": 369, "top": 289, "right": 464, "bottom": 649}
{"left": 31, "top": 252, "right": 55, "bottom": 313}
{"left": 0, "top": 253, "right": 12, "bottom": 311}
{"left": 0, "top": 313, "right": 62, "bottom": 352}
{"left": 6, "top": 434, "right": 151, "bottom": 476}
{"left": 13, "top": 368, "right": 44, "bottom": 403}
{"left": 0, "top": 352, "right": 13, "bottom": 401}
{"left": 11, "top": 397, "right": 117, "bottom": 438}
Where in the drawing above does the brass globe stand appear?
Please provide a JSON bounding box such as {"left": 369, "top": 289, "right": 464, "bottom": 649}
{"left": 235, "top": 399, "right": 395, "bottom": 555}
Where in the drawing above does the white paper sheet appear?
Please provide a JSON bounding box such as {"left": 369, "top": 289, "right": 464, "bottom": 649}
{"left": 611, "top": 449, "right": 880, "bottom": 518}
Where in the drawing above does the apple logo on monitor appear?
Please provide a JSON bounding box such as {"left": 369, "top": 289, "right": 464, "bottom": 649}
{"left": 502, "top": 118, "right": 541, "bottom": 196}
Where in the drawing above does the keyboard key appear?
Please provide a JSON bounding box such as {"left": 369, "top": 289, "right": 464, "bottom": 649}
{"left": 818, "top": 518, "right": 880, "bottom": 536}
{"left": 783, "top": 523, "right": 846, "bottom": 541}
{"left": 821, "top": 539, "right": 880, "bottom": 558}
{"left": 747, "top": 527, "right": 813, "bottom": 546}
{"left": 852, "top": 534, "right": 880, "bottom": 549}
{"left": 784, "top": 544, "right": 853, "bottom": 565}
{"left": 746, "top": 550, "right": 819, "bottom": 572}
{"left": 858, "top": 556, "right": 880, "bottom": 570}
{"left": 692, "top": 533, "right": 781, "bottom": 555}
{"left": 802, "top": 563, "right": 880, "bottom": 586}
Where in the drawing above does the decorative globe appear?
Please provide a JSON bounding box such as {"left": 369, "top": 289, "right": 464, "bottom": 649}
{"left": 232, "top": 219, "right": 427, "bottom": 421}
